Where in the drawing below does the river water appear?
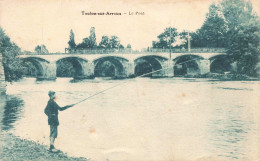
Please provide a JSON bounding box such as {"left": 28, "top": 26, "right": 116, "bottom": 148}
{"left": 1, "top": 78, "right": 260, "bottom": 161}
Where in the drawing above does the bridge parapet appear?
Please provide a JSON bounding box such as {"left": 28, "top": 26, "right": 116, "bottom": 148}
{"left": 22, "top": 48, "right": 226, "bottom": 55}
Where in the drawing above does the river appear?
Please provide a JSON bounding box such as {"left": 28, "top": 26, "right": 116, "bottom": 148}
{"left": 1, "top": 77, "right": 260, "bottom": 161}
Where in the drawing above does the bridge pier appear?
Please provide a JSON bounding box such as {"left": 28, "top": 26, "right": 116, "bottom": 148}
{"left": 126, "top": 61, "right": 135, "bottom": 77}
{"left": 38, "top": 61, "right": 56, "bottom": 80}
{"left": 162, "top": 60, "right": 174, "bottom": 77}
{"left": 77, "top": 62, "right": 94, "bottom": 79}
{"left": 198, "top": 59, "right": 210, "bottom": 75}
{"left": 86, "top": 62, "right": 95, "bottom": 78}
{"left": 120, "top": 60, "right": 130, "bottom": 78}
{"left": 230, "top": 61, "right": 238, "bottom": 73}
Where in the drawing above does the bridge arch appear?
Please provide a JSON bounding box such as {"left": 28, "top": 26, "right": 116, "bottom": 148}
{"left": 134, "top": 55, "right": 168, "bottom": 77}
{"left": 209, "top": 55, "right": 231, "bottom": 73}
{"left": 21, "top": 57, "right": 49, "bottom": 77}
{"left": 93, "top": 56, "right": 129, "bottom": 78}
{"left": 56, "top": 57, "right": 88, "bottom": 78}
{"left": 173, "top": 54, "right": 204, "bottom": 76}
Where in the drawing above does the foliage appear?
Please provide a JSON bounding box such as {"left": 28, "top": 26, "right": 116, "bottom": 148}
{"left": 220, "top": 0, "right": 260, "bottom": 76}
{"left": 99, "top": 36, "right": 110, "bottom": 48}
{"left": 71, "top": 27, "right": 125, "bottom": 51}
{"left": 0, "top": 27, "right": 25, "bottom": 82}
{"left": 68, "top": 29, "right": 76, "bottom": 50}
{"left": 178, "top": 0, "right": 260, "bottom": 77}
{"left": 188, "top": 3, "right": 227, "bottom": 48}
{"left": 109, "top": 36, "right": 120, "bottom": 48}
{"left": 56, "top": 60, "right": 75, "bottom": 77}
{"left": 176, "top": 31, "right": 190, "bottom": 48}
{"left": 152, "top": 27, "right": 178, "bottom": 49}
{"left": 76, "top": 27, "right": 97, "bottom": 50}
{"left": 22, "top": 61, "right": 38, "bottom": 77}
{"left": 34, "top": 44, "right": 49, "bottom": 54}
{"left": 98, "top": 35, "right": 124, "bottom": 49}
{"left": 119, "top": 44, "right": 124, "bottom": 49}
{"left": 95, "top": 61, "right": 115, "bottom": 77}
{"left": 76, "top": 38, "right": 92, "bottom": 49}
{"left": 89, "top": 27, "right": 97, "bottom": 48}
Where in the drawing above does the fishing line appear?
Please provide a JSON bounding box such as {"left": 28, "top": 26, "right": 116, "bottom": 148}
{"left": 73, "top": 57, "right": 201, "bottom": 106}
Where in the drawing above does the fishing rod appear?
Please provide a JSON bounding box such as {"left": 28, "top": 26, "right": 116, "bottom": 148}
{"left": 72, "top": 57, "right": 200, "bottom": 106}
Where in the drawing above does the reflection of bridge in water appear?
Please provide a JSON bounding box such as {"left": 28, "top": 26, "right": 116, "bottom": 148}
{"left": 19, "top": 52, "right": 233, "bottom": 79}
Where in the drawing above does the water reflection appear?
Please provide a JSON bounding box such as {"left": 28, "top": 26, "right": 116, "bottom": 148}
{"left": 1, "top": 95, "right": 24, "bottom": 131}
{"left": 208, "top": 105, "right": 253, "bottom": 160}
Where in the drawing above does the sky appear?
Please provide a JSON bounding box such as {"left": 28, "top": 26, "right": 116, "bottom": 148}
{"left": 0, "top": 0, "right": 260, "bottom": 52}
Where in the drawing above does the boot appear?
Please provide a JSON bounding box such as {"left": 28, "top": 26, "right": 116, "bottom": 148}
{"left": 49, "top": 145, "right": 54, "bottom": 151}
{"left": 49, "top": 145, "right": 58, "bottom": 152}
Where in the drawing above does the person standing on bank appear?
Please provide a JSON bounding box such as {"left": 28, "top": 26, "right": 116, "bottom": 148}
{"left": 44, "top": 91, "right": 74, "bottom": 152}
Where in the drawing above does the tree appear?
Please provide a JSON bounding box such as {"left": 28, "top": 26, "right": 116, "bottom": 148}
{"left": 98, "top": 35, "right": 124, "bottom": 49}
{"left": 34, "top": 44, "right": 48, "bottom": 54}
{"left": 152, "top": 27, "right": 178, "bottom": 49}
{"left": 109, "top": 36, "right": 120, "bottom": 49}
{"left": 177, "top": 31, "right": 189, "bottom": 48}
{"left": 76, "top": 37, "right": 92, "bottom": 49}
{"left": 220, "top": 0, "right": 260, "bottom": 76}
{"left": 99, "top": 36, "right": 110, "bottom": 48}
{"left": 76, "top": 27, "right": 97, "bottom": 50}
{"left": 119, "top": 44, "right": 124, "bottom": 49}
{"left": 89, "top": 27, "right": 97, "bottom": 48}
{"left": 56, "top": 60, "right": 75, "bottom": 77}
{"left": 187, "top": 3, "right": 228, "bottom": 48}
{"left": 0, "top": 27, "right": 24, "bottom": 82}
{"left": 126, "top": 44, "right": 131, "bottom": 49}
{"left": 68, "top": 29, "right": 76, "bottom": 50}
{"left": 189, "top": 31, "right": 202, "bottom": 48}
{"left": 199, "top": 3, "right": 227, "bottom": 47}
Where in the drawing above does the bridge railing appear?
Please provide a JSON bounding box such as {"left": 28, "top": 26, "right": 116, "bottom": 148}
{"left": 21, "top": 48, "right": 226, "bottom": 55}
{"left": 68, "top": 48, "right": 134, "bottom": 54}
{"left": 146, "top": 48, "right": 226, "bottom": 53}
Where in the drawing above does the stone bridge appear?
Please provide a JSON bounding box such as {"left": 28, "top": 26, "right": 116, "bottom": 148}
{"left": 19, "top": 52, "right": 232, "bottom": 79}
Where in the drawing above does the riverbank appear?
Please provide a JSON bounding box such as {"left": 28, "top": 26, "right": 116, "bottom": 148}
{"left": 0, "top": 132, "right": 89, "bottom": 161}
{"left": 184, "top": 73, "right": 260, "bottom": 81}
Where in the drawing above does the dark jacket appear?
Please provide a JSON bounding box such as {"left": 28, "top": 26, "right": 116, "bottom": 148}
{"left": 44, "top": 99, "right": 69, "bottom": 126}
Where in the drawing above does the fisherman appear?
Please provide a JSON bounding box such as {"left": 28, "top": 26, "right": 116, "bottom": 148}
{"left": 44, "top": 90, "right": 74, "bottom": 152}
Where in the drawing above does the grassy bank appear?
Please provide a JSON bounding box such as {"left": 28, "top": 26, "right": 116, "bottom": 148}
{"left": 0, "top": 132, "right": 89, "bottom": 161}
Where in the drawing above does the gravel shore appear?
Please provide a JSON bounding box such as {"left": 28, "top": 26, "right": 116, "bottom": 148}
{"left": 0, "top": 132, "right": 89, "bottom": 161}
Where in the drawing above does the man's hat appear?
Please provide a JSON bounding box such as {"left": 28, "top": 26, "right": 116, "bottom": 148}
{"left": 48, "top": 91, "right": 56, "bottom": 98}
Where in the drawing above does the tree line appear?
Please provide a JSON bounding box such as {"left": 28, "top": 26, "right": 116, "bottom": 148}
{"left": 0, "top": 27, "right": 25, "bottom": 81}
{"left": 68, "top": 27, "right": 131, "bottom": 52}
{"left": 32, "top": 27, "right": 131, "bottom": 54}
{"left": 152, "top": 0, "right": 260, "bottom": 76}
